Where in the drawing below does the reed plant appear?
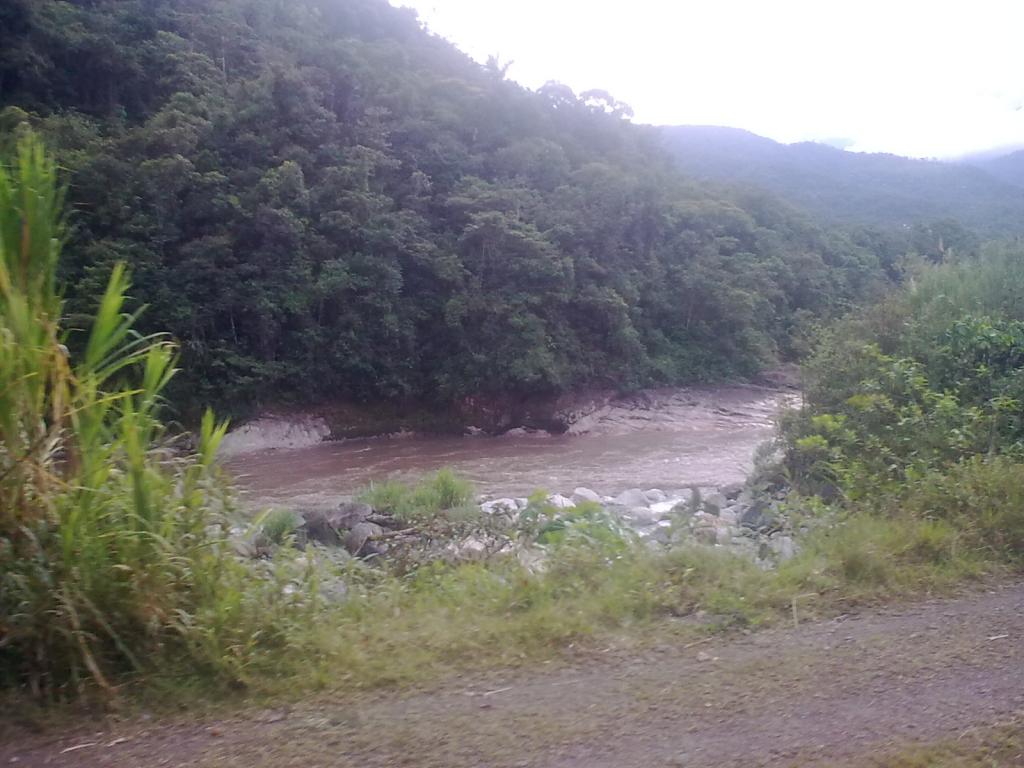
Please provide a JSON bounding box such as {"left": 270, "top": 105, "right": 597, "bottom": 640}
{"left": 0, "top": 136, "right": 246, "bottom": 699}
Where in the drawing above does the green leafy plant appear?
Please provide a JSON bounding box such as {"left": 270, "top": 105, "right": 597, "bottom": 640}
{"left": 0, "top": 135, "right": 277, "bottom": 699}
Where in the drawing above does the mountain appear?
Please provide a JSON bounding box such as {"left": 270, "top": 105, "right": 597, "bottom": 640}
{"left": 0, "top": 0, "right": 888, "bottom": 416}
{"left": 963, "top": 148, "right": 1024, "bottom": 190}
{"left": 659, "top": 126, "right": 1024, "bottom": 237}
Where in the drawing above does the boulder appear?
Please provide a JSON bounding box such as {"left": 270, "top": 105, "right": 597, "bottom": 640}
{"left": 650, "top": 499, "right": 683, "bottom": 516}
{"left": 644, "top": 489, "right": 668, "bottom": 503}
{"left": 770, "top": 534, "right": 796, "bottom": 561}
{"left": 571, "top": 487, "right": 602, "bottom": 505}
{"left": 739, "top": 499, "right": 779, "bottom": 532}
{"left": 481, "top": 498, "right": 519, "bottom": 515}
{"left": 344, "top": 521, "right": 384, "bottom": 556}
{"left": 693, "top": 525, "right": 718, "bottom": 545}
{"left": 334, "top": 501, "right": 374, "bottom": 529}
{"left": 702, "top": 492, "right": 727, "bottom": 515}
{"left": 718, "top": 508, "right": 738, "bottom": 525}
{"left": 719, "top": 482, "right": 745, "bottom": 500}
{"left": 613, "top": 488, "right": 649, "bottom": 508}
{"left": 624, "top": 506, "right": 660, "bottom": 526}
{"left": 547, "top": 494, "right": 576, "bottom": 509}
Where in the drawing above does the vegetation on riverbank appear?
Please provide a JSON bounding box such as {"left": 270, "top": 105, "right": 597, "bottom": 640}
{"left": 3, "top": 136, "right": 1024, "bottom": 712}
{"left": 0, "top": 136, "right": 328, "bottom": 702}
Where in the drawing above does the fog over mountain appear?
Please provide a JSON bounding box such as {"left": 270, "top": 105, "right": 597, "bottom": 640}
{"left": 396, "top": 0, "right": 1024, "bottom": 159}
{"left": 659, "top": 125, "right": 1024, "bottom": 237}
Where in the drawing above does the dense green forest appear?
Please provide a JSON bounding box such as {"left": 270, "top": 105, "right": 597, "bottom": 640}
{"left": 660, "top": 125, "right": 1024, "bottom": 239}
{"left": 0, "top": 0, "right": 894, "bottom": 417}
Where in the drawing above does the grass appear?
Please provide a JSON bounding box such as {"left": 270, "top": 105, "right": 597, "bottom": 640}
{"left": 126, "top": 496, "right": 1008, "bottom": 701}
{"left": 835, "top": 717, "right": 1024, "bottom": 767}
{"left": 359, "top": 469, "right": 475, "bottom": 522}
{"left": 0, "top": 135, "right": 322, "bottom": 703}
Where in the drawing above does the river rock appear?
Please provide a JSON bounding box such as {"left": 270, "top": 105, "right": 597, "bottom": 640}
{"left": 623, "top": 506, "right": 660, "bottom": 526}
{"left": 299, "top": 512, "right": 350, "bottom": 548}
{"left": 740, "top": 499, "right": 778, "bottom": 531}
{"left": 613, "top": 488, "right": 649, "bottom": 508}
{"left": 571, "top": 487, "right": 602, "bottom": 505}
{"left": 481, "top": 498, "right": 519, "bottom": 515}
{"left": 702, "top": 492, "right": 727, "bottom": 515}
{"left": 718, "top": 508, "right": 738, "bottom": 525}
{"left": 644, "top": 488, "right": 668, "bottom": 503}
{"left": 719, "top": 482, "right": 745, "bottom": 500}
{"left": 650, "top": 499, "right": 682, "bottom": 516}
{"left": 770, "top": 534, "right": 796, "bottom": 561}
{"left": 448, "top": 534, "right": 490, "bottom": 561}
{"left": 334, "top": 501, "right": 374, "bottom": 529}
{"left": 671, "top": 488, "right": 695, "bottom": 504}
{"left": 693, "top": 525, "right": 718, "bottom": 545}
{"left": 547, "top": 494, "right": 576, "bottom": 509}
{"left": 344, "top": 521, "right": 384, "bottom": 556}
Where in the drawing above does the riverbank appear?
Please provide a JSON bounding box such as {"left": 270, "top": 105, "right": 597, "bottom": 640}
{"left": 219, "top": 373, "right": 800, "bottom": 456}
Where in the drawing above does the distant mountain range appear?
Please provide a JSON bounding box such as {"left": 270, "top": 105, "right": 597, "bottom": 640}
{"left": 658, "top": 126, "right": 1024, "bottom": 236}
{"left": 963, "top": 148, "right": 1024, "bottom": 190}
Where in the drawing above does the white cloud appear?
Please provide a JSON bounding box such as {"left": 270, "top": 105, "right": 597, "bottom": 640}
{"left": 393, "top": 0, "right": 1024, "bottom": 158}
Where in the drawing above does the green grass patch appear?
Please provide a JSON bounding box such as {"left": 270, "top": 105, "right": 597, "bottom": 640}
{"left": 359, "top": 469, "right": 475, "bottom": 523}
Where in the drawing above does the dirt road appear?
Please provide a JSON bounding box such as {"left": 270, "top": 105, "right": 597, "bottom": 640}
{"left": 3, "top": 582, "right": 1023, "bottom": 767}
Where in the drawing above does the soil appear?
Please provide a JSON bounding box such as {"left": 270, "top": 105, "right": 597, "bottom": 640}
{"left": 3, "top": 581, "right": 1022, "bottom": 767}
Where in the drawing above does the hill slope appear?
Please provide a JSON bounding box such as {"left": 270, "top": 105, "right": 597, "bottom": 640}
{"left": 965, "top": 147, "right": 1024, "bottom": 189}
{"left": 0, "top": 0, "right": 886, "bottom": 415}
{"left": 660, "top": 125, "right": 1024, "bottom": 237}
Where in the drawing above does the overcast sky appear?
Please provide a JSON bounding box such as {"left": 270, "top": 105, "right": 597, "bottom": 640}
{"left": 392, "top": 0, "right": 1024, "bottom": 159}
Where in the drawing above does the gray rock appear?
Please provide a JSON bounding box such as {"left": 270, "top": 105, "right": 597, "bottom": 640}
{"left": 547, "top": 493, "right": 576, "bottom": 509}
{"left": 693, "top": 524, "right": 718, "bottom": 545}
{"left": 333, "top": 501, "right": 374, "bottom": 529}
{"left": 739, "top": 499, "right": 778, "bottom": 532}
{"left": 702, "top": 493, "right": 727, "bottom": 516}
{"left": 300, "top": 509, "right": 346, "bottom": 546}
{"left": 571, "top": 487, "right": 602, "bottom": 505}
{"left": 719, "top": 482, "right": 745, "bottom": 500}
{"left": 623, "top": 506, "right": 660, "bottom": 526}
{"left": 644, "top": 488, "right": 668, "bottom": 503}
{"left": 344, "top": 521, "right": 384, "bottom": 556}
{"left": 481, "top": 498, "right": 519, "bottom": 515}
{"left": 613, "top": 488, "right": 649, "bottom": 508}
{"left": 771, "top": 535, "right": 796, "bottom": 561}
{"left": 650, "top": 499, "right": 683, "bottom": 516}
{"left": 231, "top": 537, "right": 258, "bottom": 559}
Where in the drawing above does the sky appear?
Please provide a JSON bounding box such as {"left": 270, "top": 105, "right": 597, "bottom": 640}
{"left": 392, "top": 0, "right": 1024, "bottom": 159}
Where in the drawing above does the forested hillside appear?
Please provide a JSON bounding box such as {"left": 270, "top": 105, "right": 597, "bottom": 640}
{"left": 0, "top": 0, "right": 888, "bottom": 416}
{"left": 964, "top": 147, "right": 1024, "bottom": 190}
{"left": 660, "top": 125, "right": 1024, "bottom": 238}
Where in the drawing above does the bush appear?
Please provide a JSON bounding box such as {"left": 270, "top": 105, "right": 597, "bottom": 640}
{"left": 785, "top": 246, "right": 1024, "bottom": 498}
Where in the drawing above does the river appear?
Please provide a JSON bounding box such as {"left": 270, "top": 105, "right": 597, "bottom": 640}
{"left": 226, "top": 385, "right": 796, "bottom": 508}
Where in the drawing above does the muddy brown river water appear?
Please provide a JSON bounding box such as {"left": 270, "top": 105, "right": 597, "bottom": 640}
{"left": 227, "top": 386, "right": 796, "bottom": 508}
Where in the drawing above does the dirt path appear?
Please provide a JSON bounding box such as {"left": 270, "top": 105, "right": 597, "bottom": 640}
{"left": 3, "top": 582, "right": 1023, "bottom": 767}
